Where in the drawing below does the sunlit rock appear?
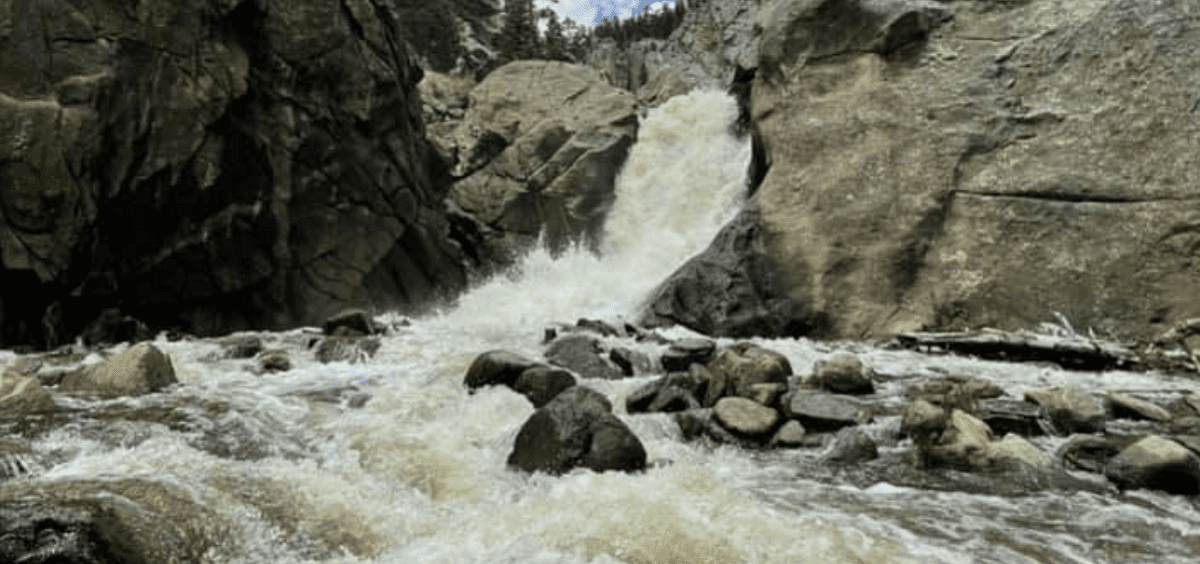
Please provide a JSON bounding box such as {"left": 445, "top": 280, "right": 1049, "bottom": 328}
{"left": 0, "top": 371, "right": 55, "bottom": 415}
{"left": 746, "top": 382, "right": 787, "bottom": 408}
{"left": 57, "top": 342, "right": 176, "bottom": 399}
{"left": 988, "top": 434, "right": 1050, "bottom": 470}
{"left": 508, "top": 386, "right": 645, "bottom": 475}
{"left": 812, "top": 352, "right": 875, "bottom": 395}
{"left": 822, "top": 427, "right": 879, "bottom": 465}
{"left": 922, "top": 409, "right": 993, "bottom": 470}
{"left": 769, "top": 420, "right": 807, "bottom": 448}
{"left": 706, "top": 342, "right": 792, "bottom": 400}
{"left": 1106, "top": 435, "right": 1200, "bottom": 495}
{"left": 713, "top": 396, "right": 781, "bottom": 438}
{"left": 1024, "top": 387, "right": 1106, "bottom": 435}
{"left": 1106, "top": 390, "right": 1172, "bottom": 423}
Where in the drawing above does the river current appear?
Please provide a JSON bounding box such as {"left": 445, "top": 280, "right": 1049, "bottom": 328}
{"left": 3, "top": 90, "right": 1199, "bottom": 563}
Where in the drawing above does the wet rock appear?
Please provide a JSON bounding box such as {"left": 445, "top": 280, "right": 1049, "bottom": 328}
{"left": 660, "top": 338, "right": 716, "bottom": 371}
{"left": 1185, "top": 393, "right": 1200, "bottom": 417}
{"left": 1175, "top": 435, "right": 1200, "bottom": 457}
{"left": 0, "top": 371, "right": 56, "bottom": 415}
{"left": 314, "top": 336, "right": 381, "bottom": 364}
{"left": 900, "top": 399, "right": 949, "bottom": 445}
{"left": 80, "top": 309, "right": 152, "bottom": 348}
{"left": 508, "top": 386, "right": 644, "bottom": 475}
{"left": 978, "top": 399, "right": 1047, "bottom": 437}
{"left": 511, "top": 366, "right": 576, "bottom": 408}
{"left": 322, "top": 309, "right": 378, "bottom": 337}
{"left": 787, "top": 392, "right": 871, "bottom": 431}
{"left": 1106, "top": 435, "right": 1200, "bottom": 495}
{"left": 988, "top": 434, "right": 1050, "bottom": 470}
{"left": 746, "top": 382, "right": 787, "bottom": 408}
{"left": 713, "top": 397, "right": 782, "bottom": 438}
{"left": 545, "top": 335, "right": 624, "bottom": 380}
{"left": 609, "top": 347, "right": 654, "bottom": 376}
{"left": 922, "top": 409, "right": 993, "bottom": 470}
{"left": 1058, "top": 434, "right": 1136, "bottom": 474}
{"left": 0, "top": 437, "right": 34, "bottom": 481}
{"left": 625, "top": 374, "right": 702, "bottom": 414}
{"left": 219, "top": 334, "right": 263, "bottom": 359}
{"left": 1106, "top": 391, "right": 1172, "bottom": 423}
{"left": 906, "top": 376, "right": 1004, "bottom": 404}
{"left": 257, "top": 350, "right": 291, "bottom": 373}
{"left": 706, "top": 342, "right": 792, "bottom": 400}
{"left": 812, "top": 352, "right": 874, "bottom": 395}
{"left": 464, "top": 350, "right": 542, "bottom": 389}
{"left": 57, "top": 343, "right": 176, "bottom": 399}
{"left": 672, "top": 409, "right": 713, "bottom": 441}
{"left": 822, "top": 427, "right": 878, "bottom": 464}
{"left": 692, "top": 362, "right": 726, "bottom": 408}
{"left": 575, "top": 318, "right": 622, "bottom": 337}
{"left": 769, "top": 420, "right": 807, "bottom": 448}
{"left": 1024, "top": 387, "right": 1106, "bottom": 435}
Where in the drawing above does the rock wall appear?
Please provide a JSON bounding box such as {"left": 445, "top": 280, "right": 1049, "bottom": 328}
{"left": 646, "top": 0, "right": 1200, "bottom": 341}
{"left": 0, "top": 0, "right": 469, "bottom": 347}
{"left": 587, "top": 0, "right": 756, "bottom": 106}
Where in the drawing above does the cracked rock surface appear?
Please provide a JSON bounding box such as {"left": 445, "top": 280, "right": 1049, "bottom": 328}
{"left": 0, "top": 0, "right": 468, "bottom": 347}
{"left": 647, "top": 0, "right": 1200, "bottom": 341}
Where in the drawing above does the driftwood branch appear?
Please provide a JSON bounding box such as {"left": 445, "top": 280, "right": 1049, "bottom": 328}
{"left": 894, "top": 328, "right": 1140, "bottom": 371}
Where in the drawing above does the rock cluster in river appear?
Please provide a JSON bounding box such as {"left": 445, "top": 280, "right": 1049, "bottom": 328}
{"left": 467, "top": 319, "right": 1200, "bottom": 495}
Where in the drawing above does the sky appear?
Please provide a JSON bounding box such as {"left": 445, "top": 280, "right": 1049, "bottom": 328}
{"left": 535, "top": 0, "right": 677, "bottom": 27}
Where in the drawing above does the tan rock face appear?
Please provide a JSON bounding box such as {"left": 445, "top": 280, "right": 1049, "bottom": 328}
{"left": 58, "top": 342, "right": 177, "bottom": 399}
{"left": 719, "top": 0, "right": 1200, "bottom": 340}
{"left": 446, "top": 61, "right": 637, "bottom": 256}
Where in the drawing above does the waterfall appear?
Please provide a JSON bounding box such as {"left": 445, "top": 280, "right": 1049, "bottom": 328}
{"left": 3, "top": 89, "right": 1199, "bottom": 564}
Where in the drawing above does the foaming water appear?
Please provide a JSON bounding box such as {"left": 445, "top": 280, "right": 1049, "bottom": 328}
{"left": 4, "top": 90, "right": 1200, "bottom": 563}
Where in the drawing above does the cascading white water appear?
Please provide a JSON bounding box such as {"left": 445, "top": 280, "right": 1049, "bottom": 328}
{"left": 5, "top": 89, "right": 1200, "bottom": 564}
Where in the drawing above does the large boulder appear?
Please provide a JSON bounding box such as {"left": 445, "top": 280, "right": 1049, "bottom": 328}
{"left": 464, "top": 350, "right": 542, "bottom": 389}
{"left": 0, "top": 370, "right": 55, "bottom": 415}
{"left": 444, "top": 61, "right": 637, "bottom": 256}
{"left": 652, "top": 0, "right": 1200, "bottom": 340}
{"left": 57, "top": 342, "right": 177, "bottom": 399}
{"left": 712, "top": 396, "right": 782, "bottom": 438}
{"left": 1024, "top": 387, "right": 1107, "bottom": 435}
{"left": 0, "top": 0, "right": 468, "bottom": 348}
{"left": 507, "top": 386, "right": 646, "bottom": 475}
{"left": 811, "top": 352, "right": 875, "bottom": 395}
{"left": 1106, "top": 435, "right": 1200, "bottom": 495}
{"left": 544, "top": 335, "right": 624, "bottom": 380}
{"left": 705, "top": 342, "right": 793, "bottom": 401}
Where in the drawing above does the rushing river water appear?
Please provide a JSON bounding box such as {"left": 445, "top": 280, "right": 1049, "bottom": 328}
{"left": 3, "top": 90, "right": 1200, "bottom": 563}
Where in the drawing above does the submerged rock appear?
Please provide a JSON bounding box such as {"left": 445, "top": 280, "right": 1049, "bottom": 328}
{"left": 821, "top": 427, "right": 879, "bottom": 465}
{"left": 57, "top": 343, "right": 176, "bottom": 399}
{"left": 322, "top": 309, "right": 379, "bottom": 337}
{"left": 314, "top": 336, "right": 381, "bottom": 364}
{"left": 508, "top": 386, "right": 645, "bottom": 475}
{"left": 257, "top": 349, "right": 291, "bottom": 373}
{"left": 769, "top": 420, "right": 807, "bottom": 448}
{"left": 219, "top": 334, "right": 263, "bottom": 359}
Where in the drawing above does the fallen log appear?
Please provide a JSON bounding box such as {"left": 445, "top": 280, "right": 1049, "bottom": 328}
{"left": 893, "top": 328, "right": 1139, "bottom": 371}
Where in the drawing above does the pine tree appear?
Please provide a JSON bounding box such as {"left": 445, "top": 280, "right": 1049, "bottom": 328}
{"left": 541, "top": 9, "right": 568, "bottom": 61}
{"left": 498, "top": 0, "right": 537, "bottom": 63}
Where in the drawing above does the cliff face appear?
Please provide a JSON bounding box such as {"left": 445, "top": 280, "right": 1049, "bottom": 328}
{"left": 587, "top": 0, "right": 756, "bottom": 106}
{"left": 646, "top": 0, "right": 1200, "bottom": 341}
{"left": 0, "top": 0, "right": 469, "bottom": 346}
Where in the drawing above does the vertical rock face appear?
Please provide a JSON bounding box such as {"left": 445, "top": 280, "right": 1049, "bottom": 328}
{"left": 0, "top": 0, "right": 469, "bottom": 346}
{"left": 651, "top": 0, "right": 1200, "bottom": 341}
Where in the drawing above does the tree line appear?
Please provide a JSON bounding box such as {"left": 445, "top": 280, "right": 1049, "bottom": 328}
{"left": 497, "top": 0, "right": 691, "bottom": 65}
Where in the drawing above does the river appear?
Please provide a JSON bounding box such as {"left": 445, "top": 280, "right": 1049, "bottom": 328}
{"left": 2, "top": 90, "right": 1198, "bottom": 563}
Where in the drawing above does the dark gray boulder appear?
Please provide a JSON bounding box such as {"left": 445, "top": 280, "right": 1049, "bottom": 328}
{"left": 464, "top": 350, "right": 542, "bottom": 389}
{"left": 640, "top": 207, "right": 805, "bottom": 337}
{"left": 787, "top": 392, "right": 871, "bottom": 432}
{"left": 660, "top": 338, "right": 716, "bottom": 372}
{"left": 812, "top": 353, "right": 875, "bottom": 395}
{"left": 1106, "top": 435, "right": 1200, "bottom": 495}
{"left": 322, "top": 309, "right": 378, "bottom": 337}
{"left": 219, "top": 334, "right": 263, "bottom": 359}
{"left": 507, "top": 386, "right": 645, "bottom": 475}
{"left": 511, "top": 366, "right": 576, "bottom": 408}
{"left": 544, "top": 335, "right": 624, "bottom": 380}
{"left": 822, "top": 427, "right": 879, "bottom": 465}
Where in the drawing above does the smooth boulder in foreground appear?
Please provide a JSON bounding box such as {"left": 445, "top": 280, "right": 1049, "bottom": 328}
{"left": 57, "top": 343, "right": 177, "bottom": 399}
{"left": 508, "top": 386, "right": 646, "bottom": 475}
